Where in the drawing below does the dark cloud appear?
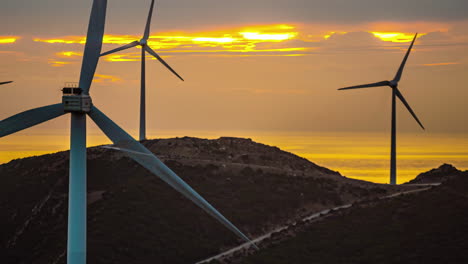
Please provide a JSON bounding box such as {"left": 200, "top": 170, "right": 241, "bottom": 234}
{"left": 1, "top": 0, "right": 468, "bottom": 35}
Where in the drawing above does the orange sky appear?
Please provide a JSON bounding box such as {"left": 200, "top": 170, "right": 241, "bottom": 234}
{"left": 1, "top": 1, "right": 468, "bottom": 182}
{"left": 2, "top": 20, "right": 467, "bottom": 133}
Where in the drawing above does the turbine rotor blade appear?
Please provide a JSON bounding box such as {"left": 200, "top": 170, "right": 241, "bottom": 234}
{"left": 88, "top": 105, "right": 256, "bottom": 248}
{"left": 395, "top": 88, "right": 425, "bottom": 130}
{"left": 393, "top": 33, "right": 418, "bottom": 82}
{"left": 100, "top": 41, "right": 139, "bottom": 57}
{"left": 145, "top": 46, "right": 184, "bottom": 81}
{"left": 0, "top": 103, "right": 65, "bottom": 138}
{"left": 79, "top": 0, "right": 108, "bottom": 94}
{"left": 0, "top": 81, "right": 13, "bottom": 85}
{"left": 143, "top": 0, "right": 156, "bottom": 40}
{"left": 338, "top": 81, "right": 390, "bottom": 90}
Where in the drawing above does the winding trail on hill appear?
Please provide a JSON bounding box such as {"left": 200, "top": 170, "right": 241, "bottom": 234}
{"left": 195, "top": 183, "right": 439, "bottom": 264}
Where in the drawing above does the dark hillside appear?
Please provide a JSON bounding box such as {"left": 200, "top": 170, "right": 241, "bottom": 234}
{"left": 241, "top": 165, "right": 468, "bottom": 264}
{"left": 406, "top": 163, "right": 464, "bottom": 184}
{"left": 0, "top": 137, "right": 406, "bottom": 264}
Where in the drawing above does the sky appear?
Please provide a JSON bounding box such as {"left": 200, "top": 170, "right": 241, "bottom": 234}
{"left": 1, "top": 0, "right": 468, "bottom": 181}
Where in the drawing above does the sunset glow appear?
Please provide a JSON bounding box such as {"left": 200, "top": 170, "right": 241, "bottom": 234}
{"left": 30, "top": 24, "right": 444, "bottom": 61}
{"left": 239, "top": 32, "right": 297, "bottom": 41}
{"left": 93, "top": 74, "right": 122, "bottom": 83}
{"left": 423, "top": 62, "right": 461, "bottom": 66}
{"left": 0, "top": 36, "right": 19, "bottom": 44}
{"left": 48, "top": 60, "right": 71, "bottom": 67}
{"left": 371, "top": 32, "right": 426, "bottom": 42}
{"left": 2, "top": 0, "right": 468, "bottom": 188}
{"left": 57, "top": 51, "right": 83, "bottom": 58}
{"left": 33, "top": 24, "right": 303, "bottom": 57}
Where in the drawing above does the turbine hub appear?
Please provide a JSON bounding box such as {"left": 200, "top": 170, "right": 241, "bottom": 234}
{"left": 140, "top": 39, "right": 147, "bottom": 45}
{"left": 62, "top": 82, "right": 92, "bottom": 113}
{"left": 389, "top": 80, "right": 398, "bottom": 88}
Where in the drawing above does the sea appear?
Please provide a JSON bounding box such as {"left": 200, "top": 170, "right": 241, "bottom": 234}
{"left": 1, "top": 129, "right": 467, "bottom": 184}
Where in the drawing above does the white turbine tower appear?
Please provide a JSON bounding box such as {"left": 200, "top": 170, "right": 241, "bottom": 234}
{"left": 338, "top": 34, "right": 425, "bottom": 185}
{"left": 100, "top": 0, "right": 183, "bottom": 141}
{"left": 0, "top": 1, "right": 254, "bottom": 263}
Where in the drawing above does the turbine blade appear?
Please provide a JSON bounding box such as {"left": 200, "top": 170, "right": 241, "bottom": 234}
{"left": 395, "top": 88, "right": 425, "bottom": 130}
{"left": 88, "top": 105, "right": 256, "bottom": 248}
{"left": 143, "top": 0, "right": 156, "bottom": 40}
{"left": 79, "top": 0, "right": 108, "bottom": 94}
{"left": 145, "top": 46, "right": 184, "bottom": 81}
{"left": 393, "top": 33, "right": 418, "bottom": 82}
{"left": 0, "top": 81, "right": 13, "bottom": 85}
{"left": 338, "top": 81, "right": 390, "bottom": 90}
{"left": 100, "top": 41, "right": 139, "bottom": 57}
{"left": 0, "top": 103, "right": 65, "bottom": 138}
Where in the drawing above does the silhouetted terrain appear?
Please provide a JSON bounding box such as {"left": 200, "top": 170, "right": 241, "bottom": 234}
{"left": 238, "top": 164, "right": 468, "bottom": 264}
{"left": 406, "top": 163, "right": 464, "bottom": 184}
{"left": 0, "top": 137, "right": 408, "bottom": 264}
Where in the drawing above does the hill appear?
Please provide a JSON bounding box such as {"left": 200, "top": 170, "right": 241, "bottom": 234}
{"left": 239, "top": 164, "right": 468, "bottom": 264}
{"left": 0, "top": 137, "right": 407, "bottom": 264}
{"left": 406, "top": 163, "right": 464, "bottom": 184}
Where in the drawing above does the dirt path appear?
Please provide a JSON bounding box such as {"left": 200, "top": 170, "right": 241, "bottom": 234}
{"left": 196, "top": 184, "right": 439, "bottom": 264}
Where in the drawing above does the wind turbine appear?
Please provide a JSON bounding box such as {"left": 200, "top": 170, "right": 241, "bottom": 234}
{"left": 100, "top": 0, "right": 183, "bottom": 141}
{"left": 0, "top": 1, "right": 254, "bottom": 263}
{"left": 0, "top": 81, "right": 13, "bottom": 85}
{"left": 338, "top": 33, "right": 425, "bottom": 185}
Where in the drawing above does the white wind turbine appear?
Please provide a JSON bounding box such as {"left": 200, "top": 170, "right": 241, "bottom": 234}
{"left": 100, "top": 0, "right": 183, "bottom": 141}
{"left": 338, "top": 34, "right": 425, "bottom": 185}
{"left": 0, "top": 1, "right": 254, "bottom": 263}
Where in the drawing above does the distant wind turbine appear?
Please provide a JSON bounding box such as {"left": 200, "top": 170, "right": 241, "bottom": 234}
{"left": 338, "top": 33, "right": 425, "bottom": 185}
{"left": 100, "top": 0, "right": 183, "bottom": 141}
{"left": 0, "top": 1, "right": 253, "bottom": 264}
{"left": 0, "top": 81, "right": 13, "bottom": 85}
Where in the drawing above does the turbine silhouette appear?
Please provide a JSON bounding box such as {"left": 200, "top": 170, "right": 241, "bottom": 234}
{"left": 0, "top": 81, "right": 13, "bottom": 85}
{"left": 338, "top": 33, "right": 425, "bottom": 185}
{"left": 100, "top": 0, "right": 183, "bottom": 141}
{"left": 0, "top": 1, "right": 253, "bottom": 263}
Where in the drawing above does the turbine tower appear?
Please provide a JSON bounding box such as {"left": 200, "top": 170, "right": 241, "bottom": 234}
{"left": 0, "top": 1, "right": 253, "bottom": 263}
{"left": 338, "top": 34, "right": 425, "bottom": 185}
{"left": 0, "top": 81, "right": 13, "bottom": 85}
{"left": 100, "top": 0, "right": 183, "bottom": 141}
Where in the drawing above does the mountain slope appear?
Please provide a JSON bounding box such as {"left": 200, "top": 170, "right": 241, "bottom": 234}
{"left": 0, "top": 137, "right": 407, "bottom": 264}
{"left": 240, "top": 165, "right": 468, "bottom": 264}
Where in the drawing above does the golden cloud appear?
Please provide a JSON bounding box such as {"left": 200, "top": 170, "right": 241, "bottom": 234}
{"left": 33, "top": 22, "right": 453, "bottom": 58}
{"left": 93, "top": 74, "right": 122, "bottom": 83}
{"left": 422, "top": 62, "right": 461, "bottom": 67}
{"left": 34, "top": 24, "right": 302, "bottom": 55}
{"left": 371, "top": 32, "right": 426, "bottom": 43}
{"left": 0, "top": 36, "right": 19, "bottom": 44}
{"left": 48, "top": 60, "right": 71, "bottom": 67}
{"left": 56, "top": 51, "right": 83, "bottom": 58}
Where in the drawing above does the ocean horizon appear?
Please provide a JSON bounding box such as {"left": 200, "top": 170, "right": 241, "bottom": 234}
{"left": 1, "top": 129, "right": 467, "bottom": 184}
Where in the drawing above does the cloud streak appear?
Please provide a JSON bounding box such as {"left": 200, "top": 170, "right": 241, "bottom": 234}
{"left": 422, "top": 62, "right": 461, "bottom": 66}
{"left": 0, "top": 36, "right": 19, "bottom": 44}
{"left": 31, "top": 22, "right": 453, "bottom": 60}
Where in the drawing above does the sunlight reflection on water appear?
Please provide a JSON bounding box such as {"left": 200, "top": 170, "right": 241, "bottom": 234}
{"left": 0, "top": 129, "right": 466, "bottom": 184}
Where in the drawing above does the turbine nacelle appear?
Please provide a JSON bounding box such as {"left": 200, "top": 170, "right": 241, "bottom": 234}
{"left": 139, "top": 38, "right": 147, "bottom": 45}
{"left": 62, "top": 83, "right": 92, "bottom": 113}
{"left": 389, "top": 80, "right": 398, "bottom": 88}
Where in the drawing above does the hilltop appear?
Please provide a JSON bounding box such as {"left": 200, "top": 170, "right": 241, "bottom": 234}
{"left": 0, "top": 136, "right": 410, "bottom": 264}
{"left": 406, "top": 163, "right": 465, "bottom": 184}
